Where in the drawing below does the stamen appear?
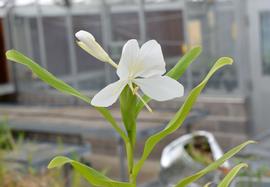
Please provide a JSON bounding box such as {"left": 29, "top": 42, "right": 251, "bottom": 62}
{"left": 133, "top": 86, "right": 139, "bottom": 94}
{"left": 128, "top": 82, "right": 135, "bottom": 94}
{"left": 135, "top": 92, "right": 153, "bottom": 112}
{"left": 129, "top": 82, "right": 152, "bottom": 112}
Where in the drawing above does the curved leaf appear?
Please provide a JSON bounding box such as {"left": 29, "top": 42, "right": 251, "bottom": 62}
{"left": 166, "top": 46, "right": 202, "bottom": 80}
{"left": 132, "top": 57, "right": 233, "bottom": 178}
{"left": 175, "top": 141, "right": 255, "bottom": 187}
{"left": 135, "top": 46, "right": 202, "bottom": 115}
{"left": 48, "top": 156, "right": 135, "bottom": 187}
{"left": 218, "top": 163, "right": 248, "bottom": 187}
{"left": 203, "top": 182, "right": 212, "bottom": 187}
{"left": 6, "top": 50, "right": 129, "bottom": 148}
{"left": 6, "top": 50, "right": 91, "bottom": 103}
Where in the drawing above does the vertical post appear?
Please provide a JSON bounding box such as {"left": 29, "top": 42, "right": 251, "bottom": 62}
{"left": 24, "top": 18, "right": 34, "bottom": 59}
{"left": 7, "top": 4, "right": 20, "bottom": 92}
{"left": 2, "top": 4, "right": 12, "bottom": 51}
{"left": 34, "top": 0, "right": 49, "bottom": 90}
{"left": 101, "top": 0, "right": 112, "bottom": 84}
{"left": 2, "top": 4, "right": 13, "bottom": 80}
{"left": 65, "top": 1, "right": 79, "bottom": 88}
{"left": 234, "top": 0, "right": 250, "bottom": 95}
{"left": 118, "top": 137, "right": 127, "bottom": 181}
{"left": 35, "top": 0, "right": 47, "bottom": 69}
{"left": 138, "top": 0, "right": 146, "bottom": 43}
{"left": 101, "top": 0, "right": 128, "bottom": 181}
{"left": 183, "top": 0, "right": 193, "bottom": 91}
{"left": 234, "top": 0, "right": 253, "bottom": 135}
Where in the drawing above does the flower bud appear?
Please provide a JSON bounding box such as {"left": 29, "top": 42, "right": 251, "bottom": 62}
{"left": 75, "top": 30, "right": 117, "bottom": 68}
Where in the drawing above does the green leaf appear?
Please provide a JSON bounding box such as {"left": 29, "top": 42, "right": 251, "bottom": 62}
{"left": 6, "top": 50, "right": 91, "bottom": 104}
{"left": 203, "top": 182, "right": 212, "bottom": 187}
{"left": 120, "top": 86, "right": 137, "bottom": 146}
{"left": 175, "top": 141, "right": 255, "bottom": 187}
{"left": 48, "top": 156, "right": 135, "bottom": 187}
{"left": 6, "top": 50, "right": 130, "bottom": 150}
{"left": 119, "top": 86, "right": 138, "bottom": 175}
{"left": 166, "top": 46, "right": 202, "bottom": 80}
{"left": 135, "top": 46, "right": 202, "bottom": 115}
{"left": 218, "top": 163, "right": 248, "bottom": 187}
{"left": 132, "top": 57, "right": 233, "bottom": 179}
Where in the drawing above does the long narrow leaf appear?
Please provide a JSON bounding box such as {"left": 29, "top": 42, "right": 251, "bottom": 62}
{"left": 135, "top": 46, "right": 202, "bottom": 115}
{"left": 6, "top": 50, "right": 91, "bottom": 103}
{"left": 48, "top": 156, "right": 135, "bottom": 187}
{"left": 203, "top": 182, "right": 212, "bottom": 187}
{"left": 166, "top": 46, "right": 202, "bottom": 80}
{"left": 217, "top": 163, "right": 248, "bottom": 187}
{"left": 175, "top": 141, "right": 254, "bottom": 187}
{"left": 132, "top": 57, "right": 233, "bottom": 178}
{"left": 6, "top": 50, "right": 129, "bottom": 145}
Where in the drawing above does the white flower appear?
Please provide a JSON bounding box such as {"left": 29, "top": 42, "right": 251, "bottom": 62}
{"left": 75, "top": 30, "right": 117, "bottom": 68}
{"left": 91, "top": 39, "right": 184, "bottom": 109}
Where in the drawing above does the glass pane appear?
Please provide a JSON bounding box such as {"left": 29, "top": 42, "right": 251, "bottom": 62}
{"left": 110, "top": 11, "right": 140, "bottom": 59}
{"left": 111, "top": 12, "right": 140, "bottom": 41}
{"left": 0, "top": 0, "right": 7, "bottom": 7}
{"left": 145, "top": 10, "right": 184, "bottom": 59}
{"left": 186, "top": 1, "right": 239, "bottom": 94}
{"left": 43, "top": 17, "right": 71, "bottom": 76}
{"left": 105, "top": 0, "right": 136, "bottom": 5}
{"left": 15, "top": 0, "right": 58, "bottom": 6}
{"left": 73, "top": 15, "right": 104, "bottom": 73}
{"left": 260, "top": 11, "right": 270, "bottom": 75}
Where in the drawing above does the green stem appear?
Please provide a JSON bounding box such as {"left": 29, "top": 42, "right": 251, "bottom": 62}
{"left": 119, "top": 85, "right": 138, "bottom": 185}
{"left": 126, "top": 142, "right": 134, "bottom": 175}
{"left": 127, "top": 141, "right": 137, "bottom": 185}
{"left": 129, "top": 172, "right": 137, "bottom": 185}
{"left": 127, "top": 126, "right": 137, "bottom": 184}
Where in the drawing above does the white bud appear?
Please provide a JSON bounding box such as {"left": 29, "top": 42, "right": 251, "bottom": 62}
{"left": 75, "top": 30, "right": 117, "bottom": 68}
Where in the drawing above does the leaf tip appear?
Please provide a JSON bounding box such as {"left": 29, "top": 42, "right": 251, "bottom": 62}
{"left": 48, "top": 156, "right": 71, "bottom": 169}
{"left": 192, "top": 45, "right": 202, "bottom": 52}
{"left": 220, "top": 57, "right": 234, "bottom": 65}
{"left": 243, "top": 163, "right": 248, "bottom": 168}
{"left": 5, "top": 49, "right": 15, "bottom": 58}
{"left": 5, "top": 49, "right": 21, "bottom": 61}
{"left": 236, "top": 163, "right": 249, "bottom": 169}
{"left": 247, "top": 140, "right": 257, "bottom": 144}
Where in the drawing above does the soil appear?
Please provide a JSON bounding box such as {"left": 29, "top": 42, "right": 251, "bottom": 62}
{"left": 184, "top": 135, "right": 214, "bottom": 166}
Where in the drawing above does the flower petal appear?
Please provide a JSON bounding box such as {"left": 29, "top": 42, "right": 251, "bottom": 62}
{"left": 75, "top": 30, "right": 117, "bottom": 67}
{"left": 138, "top": 40, "right": 166, "bottom": 77}
{"left": 91, "top": 80, "right": 127, "bottom": 107}
{"left": 134, "top": 76, "right": 184, "bottom": 101}
{"left": 117, "top": 39, "right": 140, "bottom": 79}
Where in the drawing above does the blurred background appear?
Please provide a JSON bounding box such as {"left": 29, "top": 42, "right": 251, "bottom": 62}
{"left": 0, "top": 0, "right": 270, "bottom": 186}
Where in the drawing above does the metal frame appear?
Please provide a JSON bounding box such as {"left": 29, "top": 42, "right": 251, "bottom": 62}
{"left": 3, "top": 0, "right": 247, "bottom": 98}
{"left": 246, "top": 0, "right": 270, "bottom": 135}
{"left": 234, "top": 0, "right": 250, "bottom": 95}
{"left": 101, "top": 0, "right": 113, "bottom": 84}
{"left": 65, "top": 4, "right": 79, "bottom": 88}
{"left": 7, "top": 1, "right": 187, "bottom": 91}
{"left": 0, "top": 3, "right": 16, "bottom": 95}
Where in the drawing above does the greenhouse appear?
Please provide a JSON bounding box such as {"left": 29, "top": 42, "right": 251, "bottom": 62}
{"left": 0, "top": 0, "right": 270, "bottom": 186}
{"left": 0, "top": 0, "right": 269, "bottom": 133}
